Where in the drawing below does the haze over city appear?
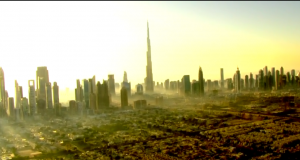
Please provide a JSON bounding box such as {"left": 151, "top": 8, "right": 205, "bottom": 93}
{"left": 0, "top": 1, "right": 300, "bottom": 99}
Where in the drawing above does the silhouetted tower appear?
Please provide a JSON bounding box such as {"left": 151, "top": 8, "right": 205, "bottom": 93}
{"left": 123, "top": 71, "right": 128, "bottom": 83}
{"left": 182, "top": 75, "right": 191, "bottom": 96}
{"left": 291, "top": 69, "right": 296, "bottom": 85}
{"left": 96, "top": 81, "right": 102, "bottom": 109}
{"left": 108, "top": 74, "right": 115, "bottom": 95}
{"left": 52, "top": 82, "right": 59, "bottom": 115}
{"left": 271, "top": 67, "right": 275, "bottom": 87}
{"left": 145, "top": 21, "right": 154, "bottom": 92}
{"left": 245, "top": 75, "right": 249, "bottom": 90}
{"left": 36, "top": 67, "right": 49, "bottom": 100}
{"left": 220, "top": 68, "right": 224, "bottom": 89}
{"left": 82, "top": 79, "right": 89, "bottom": 109}
{"left": 259, "top": 69, "right": 264, "bottom": 90}
{"left": 75, "top": 79, "right": 82, "bottom": 102}
{"left": 46, "top": 82, "right": 53, "bottom": 109}
{"left": 249, "top": 73, "right": 254, "bottom": 89}
{"left": 235, "top": 68, "right": 241, "bottom": 93}
{"left": 102, "top": 80, "right": 110, "bottom": 108}
{"left": 121, "top": 72, "right": 131, "bottom": 96}
{"left": 198, "top": 67, "right": 204, "bottom": 96}
{"left": 28, "top": 80, "right": 36, "bottom": 115}
{"left": 268, "top": 71, "right": 273, "bottom": 90}
{"left": 8, "top": 97, "right": 14, "bottom": 119}
{"left": 286, "top": 72, "right": 291, "bottom": 85}
{"left": 275, "top": 70, "right": 280, "bottom": 90}
{"left": 164, "top": 79, "right": 169, "bottom": 90}
{"left": 15, "top": 80, "right": 21, "bottom": 121}
{"left": 120, "top": 87, "right": 128, "bottom": 108}
{"left": 0, "top": 68, "right": 6, "bottom": 117}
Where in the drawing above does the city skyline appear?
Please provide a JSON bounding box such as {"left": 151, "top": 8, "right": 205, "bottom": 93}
{"left": 0, "top": 1, "right": 300, "bottom": 97}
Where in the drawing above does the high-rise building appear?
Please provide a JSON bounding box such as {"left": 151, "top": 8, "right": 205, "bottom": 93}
{"left": 255, "top": 75, "right": 259, "bottom": 88}
{"left": 8, "top": 97, "right": 14, "bottom": 119}
{"left": 286, "top": 72, "right": 291, "bottom": 85}
{"left": 37, "top": 77, "right": 46, "bottom": 101}
{"left": 21, "top": 98, "right": 29, "bottom": 119}
{"left": 207, "top": 80, "right": 212, "bottom": 91}
{"left": 46, "top": 82, "right": 53, "bottom": 109}
{"left": 53, "top": 82, "right": 59, "bottom": 106}
{"left": 15, "top": 80, "right": 21, "bottom": 121}
{"left": 69, "top": 100, "right": 77, "bottom": 115}
{"left": 96, "top": 80, "right": 110, "bottom": 109}
{"left": 181, "top": 75, "right": 191, "bottom": 96}
{"left": 19, "top": 86, "right": 23, "bottom": 98}
{"left": 135, "top": 84, "right": 143, "bottom": 95}
{"left": 92, "top": 76, "right": 96, "bottom": 94}
{"left": 249, "top": 73, "right": 254, "bottom": 89}
{"left": 82, "top": 79, "right": 89, "bottom": 109}
{"left": 245, "top": 75, "right": 249, "bottom": 90}
{"left": 235, "top": 68, "right": 241, "bottom": 92}
{"left": 291, "top": 69, "right": 296, "bottom": 85}
{"left": 164, "top": 79, "right": 169, "bottom": 90}
{"left": 75, "top": 79, "right": 82, "bottom": 102}
{"left": 89, "top": 93, "right": 96, "bottom": 111}
{"left": 121, "top": 71, "right": 131, "bottom": 96}
{"left": 145, "top": 21, "right": 154, "bottom": 92}
{"left": 0, "top": 68, "right": 6, "bottom": 117}
{"left": 36, "top": 67, "right": 49, "bottom": 100}
{"left": 264, "top": 66, "right": 268, "bottom": 78}
{"left": 108, "top": 74, "right": 115, "bottom": 95}
{"left": 258, "top": 69, "right": 264, "bottom": 90}
{"left": 198, "top": 67, "right": 204, "bottom": 96}
{"left": 275, "top": 70, "right": 280, "bottom": 90}
{"left": 28, "top": 80, "right": 36, "bottom": 115}
{"left": 280, "top": 67, "right": 284, "bottom": 76}
{"left": 191, "top": 81, "right": 199, "bottom": 95}
{"left": 102, "top": 80, "right": 110, "bottom": 107}
{"left": 123, "top": 71, "right": 128, "bottom": 83}
{"left": 220, "top": 68, "right": 224, "bottom": 89}
{"left": 213, "top": 80, "right": 219, "bottom": 89}
{"left": 271, "top": 67, "right": 275, "bottom": 87}
{"left": 268, "top": 71, "right": 273, "bottom": 90}
{"left": 120, "top": 87, "right": 128, "bottom": 108}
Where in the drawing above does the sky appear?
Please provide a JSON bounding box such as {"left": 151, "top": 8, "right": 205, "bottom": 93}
{"left": 0, "top": 1, "right": 300, "bottom": 99}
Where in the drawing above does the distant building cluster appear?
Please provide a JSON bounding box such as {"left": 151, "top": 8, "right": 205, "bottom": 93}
{"left": 0, "top": 21, "right": 300, "bottom": 121}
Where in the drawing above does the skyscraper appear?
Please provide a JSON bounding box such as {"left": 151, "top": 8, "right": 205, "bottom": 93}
{"left": 108, "top": 74, "right": 115, "bottom": 95}
{"left": 291, "top": 69, "right": 296, "bottom": 85}
{"left": 8, "top": 97, "right": 14, "bottom": 119}
{"left": 182, "top": 75, "right": 191, "bottom": 96}
{"left": 145, "top": 21, "right": 154, "bottom": 92}
{"left": 82, "top": 79, "right": 89, "bottom": 109}
{"left": 0, "top": 68, "right": 6, "bottom": 117}
{"left": 75, "top": 79, "right": 81, "bottom": 102}
{"left": 275, "top": 70, "right": 280, "bottom": 90}
{"left": 28, "top": 80, "right": 36, "bottom": 115}
{"left": 245, "top": 75, "right": 249, "bottom": 90}
{"left": 220, "top": 68, "right": 224, "bottom": 89}
{"left": 249, "top": 73, "right": 254, "bottom": 89}
{"left": 123, "top": 71, "right": 128, "bottom": 83}
{"left": 36, "top": 67, "right": 49, "bottom": 100}
{"left": 53, "top": 82, "right": 59, "bottom": 114}
{"left": 164, "top": 79, "right": 169, "bottom": 90}
{"left": 271, "top": 67, "right": 275, "bottom": 87}
{"left": 121, "top": 72, "right": 131, "bottom": 96}
{"left": 235, "top": 68, "right": 241, "bottom": 93}
{"left": 120, "top": 87, "right": 128, "bottom": 108}
{"left": 46, "top": 82, "right": 53, "bottom": 109}
{"left": 198, "top": 67, "right": 204, "bottom": 96}
{"left": 15, "top": 80, "right": 21, "bottom": 121}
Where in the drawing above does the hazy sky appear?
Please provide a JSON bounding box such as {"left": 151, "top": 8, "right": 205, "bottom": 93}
{"left": 0, "top": 1, "right": 300, "bottom": 98}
